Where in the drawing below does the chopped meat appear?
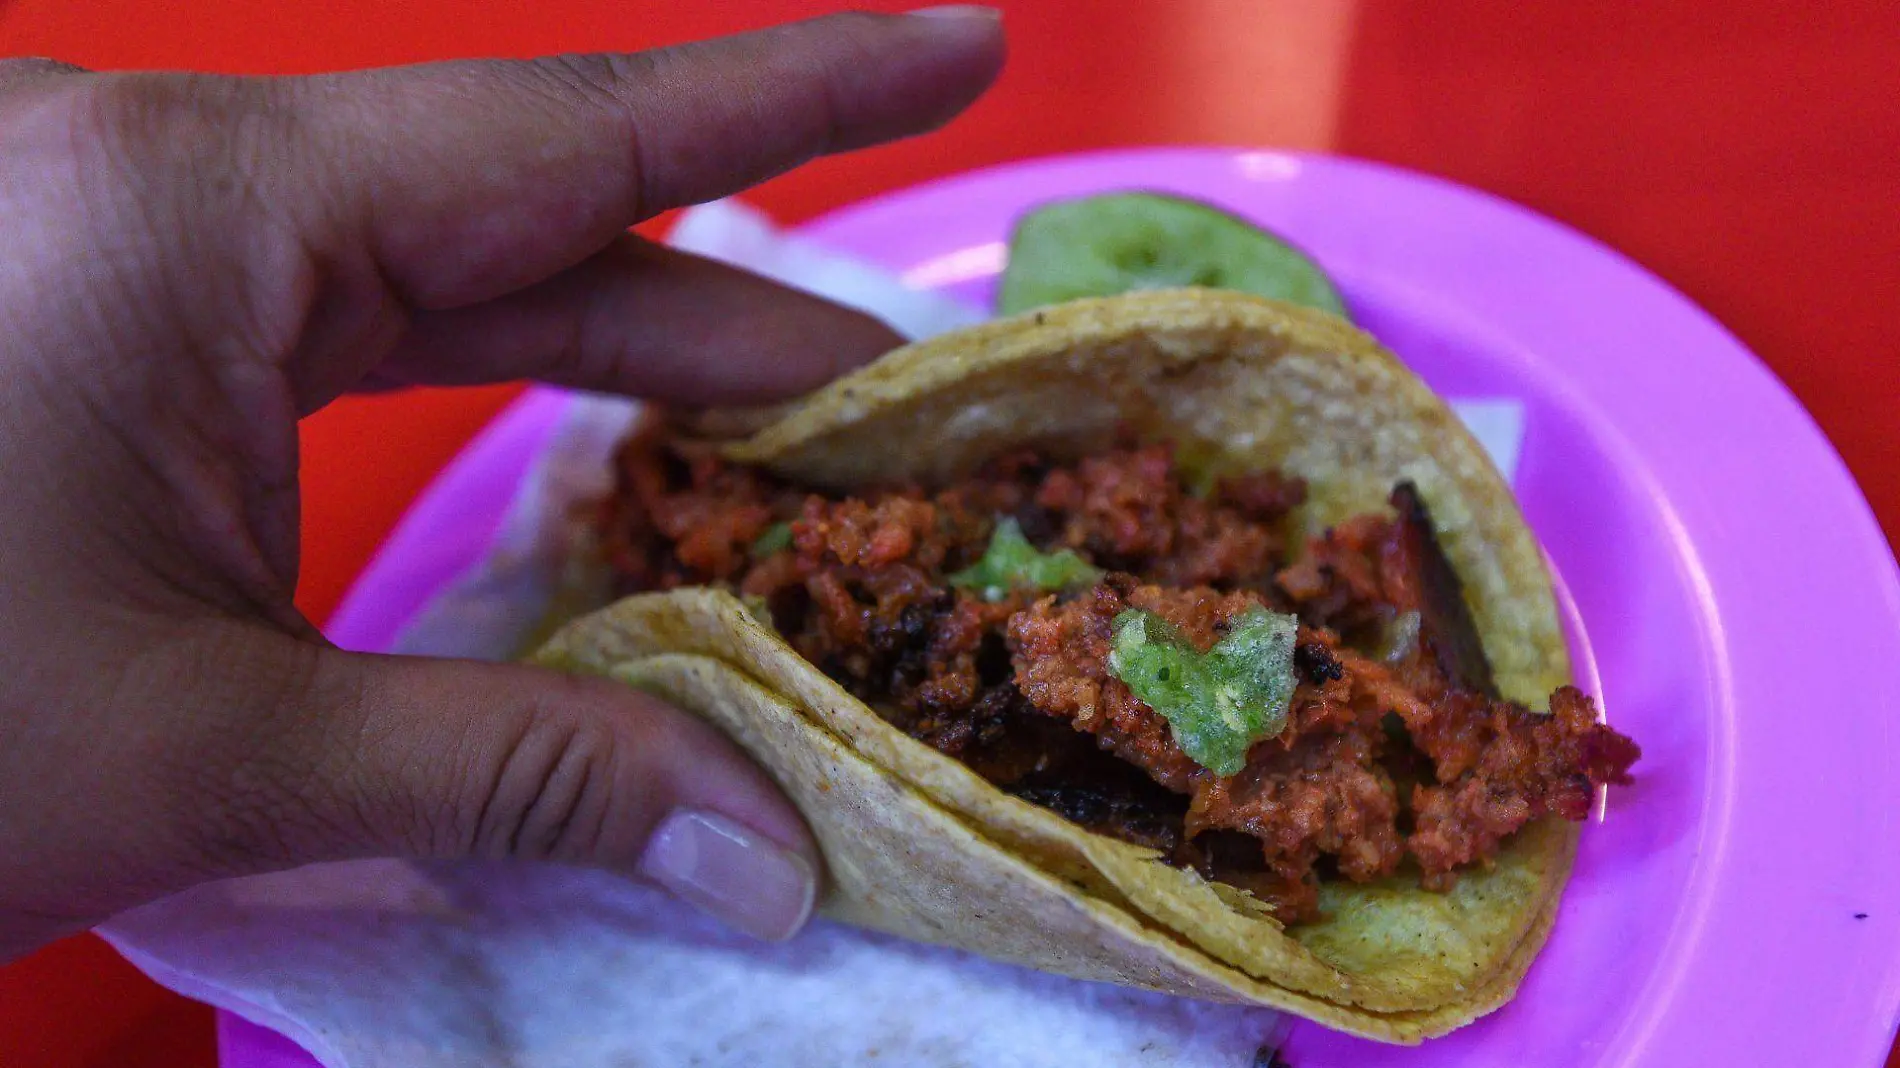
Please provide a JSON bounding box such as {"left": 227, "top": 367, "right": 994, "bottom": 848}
{"left": 1275, "top": 515, "right": 1389, "bottom": 641}
{"left": 1006, "top": 580, "right": 1215, "bottom": 793}
{"left": 1405, "top": 684, "right": 1639, "bottom": 883}
{"left": 794, "top": 495, "right": 947, "bottom": 571}
{"left": 1215, "top": 469, "right": 1309, "bottom": 523}
{"left": 1186, "top": 730, "right": 1404, "bottom": 924}
{"left": 1003, "top": 581, "right": 1636, "bottom": 916}
{"left": 1035, "top": 443, "right": 1302, "bottom": 588}
{"left": 596, "top": 420, "right": 792, "bottom": 591}
{"left": 1278, "top": 481, "right": 1496, "bottom": 695}
{"left": 598, "top": 421, "right": 1642, "bottom": 923}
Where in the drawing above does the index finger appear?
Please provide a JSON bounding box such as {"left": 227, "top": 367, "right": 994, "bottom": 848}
{"left": 283, "top": 10, "right": 1006, "bottom": 309}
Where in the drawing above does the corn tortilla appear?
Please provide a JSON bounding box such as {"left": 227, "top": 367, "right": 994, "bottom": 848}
{"left": 533, "top": 288, "right": 1579, "bottom": 1041}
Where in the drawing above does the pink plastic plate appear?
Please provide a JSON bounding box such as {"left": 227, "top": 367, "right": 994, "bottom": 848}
{"left": 223, "top": 148, "right": 1900, "bottom": 1067}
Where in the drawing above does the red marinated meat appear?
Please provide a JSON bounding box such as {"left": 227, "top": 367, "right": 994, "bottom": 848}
{"left": 596, "top": 422, "right": 1641, "bottom": 922}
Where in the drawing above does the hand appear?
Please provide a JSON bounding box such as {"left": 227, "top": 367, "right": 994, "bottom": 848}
{"left": 0, "top": 9, "right": 1004, "bottom": 960}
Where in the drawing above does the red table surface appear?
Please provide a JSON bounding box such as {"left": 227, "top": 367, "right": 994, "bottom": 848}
{"left": 2, "top": 2, "right": 1896, "bottom": 1065}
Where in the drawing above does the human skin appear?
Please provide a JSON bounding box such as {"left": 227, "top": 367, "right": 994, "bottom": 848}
{"left": 0, "top": 8, "right": 1005, "bottom": 960}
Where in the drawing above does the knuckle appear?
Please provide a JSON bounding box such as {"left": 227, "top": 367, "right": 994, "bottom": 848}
{"left": 531, "top": 51, "right": 656, "bottom": 110}
{"left": 8, "top": 70, "right": 317, "bottom": 371}
{"left": 65, "top": 74, "right": 215, "bottom": 169}
{"left": 525, "top": 52, "right": 654, "bottom": 215}
{"left": 467, "top": 677, "right": 623, "bottom": 864}
{"left": 56, "top": 74, "right": 289, "bottom": 225}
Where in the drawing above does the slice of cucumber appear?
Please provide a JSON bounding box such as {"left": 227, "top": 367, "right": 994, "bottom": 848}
{"left": 996, "top": 192, "right": 1349, "bottom": 319}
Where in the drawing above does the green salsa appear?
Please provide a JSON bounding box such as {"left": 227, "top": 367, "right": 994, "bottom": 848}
{"left": 1108, "top": 606, "right": 1299, "bottom": 776}
{"left": 749, "top": 521, "right": 794, "bottom": 559}
{"left": 948, "top": 517, "right": 1103, "bottom": 601}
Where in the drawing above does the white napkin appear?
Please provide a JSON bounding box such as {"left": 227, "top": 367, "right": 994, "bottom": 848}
{"left": 99, "top": 199, "right": 1524, "bottom": 1068}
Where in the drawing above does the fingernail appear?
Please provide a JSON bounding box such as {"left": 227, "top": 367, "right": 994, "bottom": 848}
{"left": 908, "top": 5, "right": 1003, "bottom": 20}
{"left": 637, "top": 808, "right": 816, "bottom": 942}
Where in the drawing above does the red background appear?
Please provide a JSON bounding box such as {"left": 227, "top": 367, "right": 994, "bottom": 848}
{"left": 2, "top": 1, "right": 1896, "bottom": 1064}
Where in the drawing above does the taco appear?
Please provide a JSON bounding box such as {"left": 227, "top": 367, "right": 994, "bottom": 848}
{"left": 532, "top": 287, "right": 1640, "bottom": 1043}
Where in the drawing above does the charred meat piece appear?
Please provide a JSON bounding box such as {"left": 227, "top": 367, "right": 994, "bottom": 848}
{"left": 1387, "top": 481, "right": 1497, "bottom": 697}
{"left": 1007, "top": 779, "right": 1185, "bottom": 854}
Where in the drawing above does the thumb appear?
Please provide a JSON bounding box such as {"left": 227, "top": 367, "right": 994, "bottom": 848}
{"left": 298, "top": 647, "right": 821, "bottom": 942}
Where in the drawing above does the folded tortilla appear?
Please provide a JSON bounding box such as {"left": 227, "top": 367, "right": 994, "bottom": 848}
{"left": 532, "top": 288, "right": 1576, "bottom": 1043}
